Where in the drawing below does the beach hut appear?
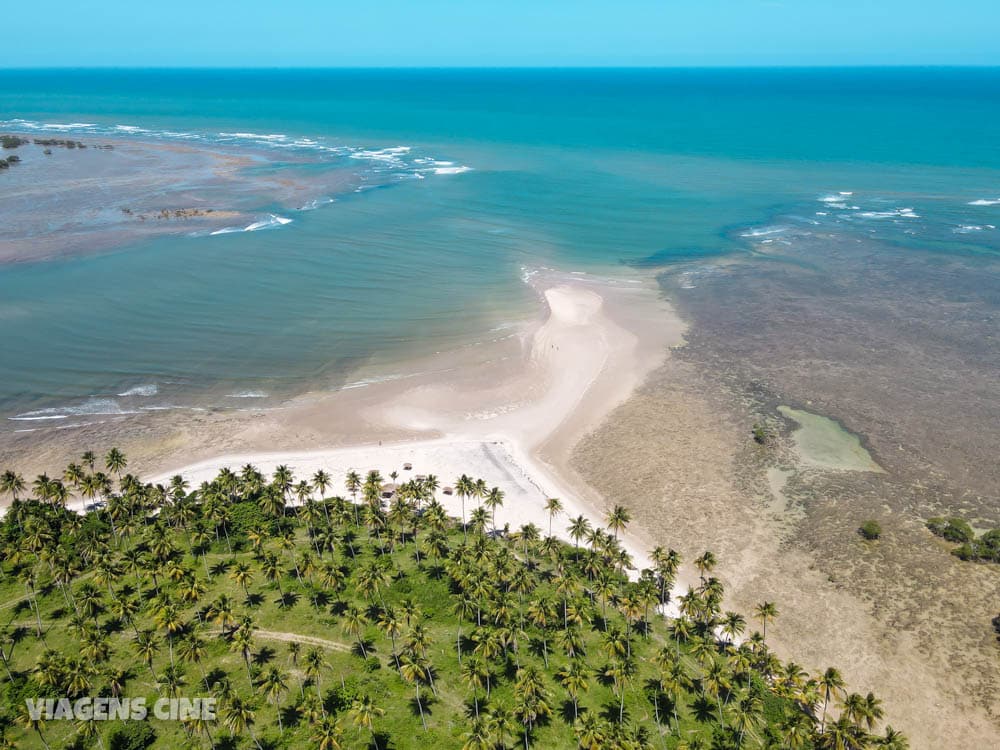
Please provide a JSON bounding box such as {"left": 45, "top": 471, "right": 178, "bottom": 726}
{"left": 443, "top": 486, "right": 454, "bottom": 495}
{"left": 403, "top": 462, "right": 413, "bottom": 471}
{"left": 380, "top": 483, "right": 398, "bottom": 499}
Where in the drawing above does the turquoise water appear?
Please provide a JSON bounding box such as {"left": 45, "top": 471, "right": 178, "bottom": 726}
{"left": 1, "top": 68, "right": 999, "bottom": 425}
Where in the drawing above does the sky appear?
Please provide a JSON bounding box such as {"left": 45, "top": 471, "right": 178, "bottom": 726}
{"left": 2, "top": 0, "right": 999, "bottom": 68}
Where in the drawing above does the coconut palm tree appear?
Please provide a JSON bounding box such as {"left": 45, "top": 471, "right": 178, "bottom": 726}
{"left": 221, "top": 694, "right": 263, "bottom": 750}
{"left": 303, "top": 647, "right": 329, "bottom": 707}
{"left": 461, "top": 656, "right": 490, "bottom": 718}
{"left": 400, "top": 651, "right": 432, "bottom": 730}
{"left": 15, "top": 701, "right": 50, "bottom": 749}
{"left": 462, "top": 716, "right": 494, "bottom": 750}
{"left": 0, "top": 470, "right": 26, "bottom": 503}
{"left": 543, "top": 497, "right": 563, "bottom": 538}
{"left": 105, "top": 447, "right": 127, "bottom": 477}
{"left": 694, "top": 550, "right": 717, "bottom": 582}
{"left": 605, "top": 504, "right": 631, "bottom": 541}
{"left": 230, "top": 561, "right": 255, "bottom": 598}
{"left": 258, "top": 665, "right": 289, "bottom": 731}
{"left": 311, "top": 716, "right": 345, "bottom": 750}
{"left": 513, "top": 665, "right": 551, "bottom": 749}
{"left": 343, "top": 606, "right": 370, "bottom": 658}
{"left": 880, "top": 726, "right": 909, "bottom": 749}
{"left": 574, "top": 712, "right": 609, "bottom": 750}
{"left": 819, "top": 666, "right": 846, "bottom": 732}
{"left": 556, "top": 658, "right": 589, "bottom": 720}
{"left": 350, "top": 694, "right": 385, "bottom": 749}
{"left": 485, "top": 487, "right": 505, "bottom": 533}
{"left": 455, "top": 474, "right": 475, "bottom": 538}
{"left": 566, "top": 515, "right": 591, "bottom": 561}
{"left": 178, "top": 632, "right": 210, "bottom": 690}
{"left": 721, "top": 611, "right": 746, "bottom": 646}
{"left": 754, "top": 601, "right": 779, "bottom": 643}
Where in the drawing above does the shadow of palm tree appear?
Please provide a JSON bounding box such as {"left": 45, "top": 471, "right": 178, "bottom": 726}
{"left": 690, "top": 695, "right": 716, "bottom": 724}
{"left": 252, "top": 646, "right": 276, "bottom": 667}
{"left": 350, "top": 640, "right": 376, "bottom": 658}
{"left": 244, "top": 592, "right": 264, "bottom": 608}
{"left": 210, "top": 560, "right": 232, "bottom": 577}
{"left": 277, "top": 592, "right": 300, "bottom": 609}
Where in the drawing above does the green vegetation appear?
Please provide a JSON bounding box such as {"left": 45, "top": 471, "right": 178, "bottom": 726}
{"left": 926, "top": 517, "right": 1000, "bottom": 563}
{"left": 0, "top": 453, "right": 906, "bottom": 749}
{"left": 858, "top": 522, "right": 881, "bottom": 541}
{"left": 750, "top": 424, "right": 770, "bottom": 446}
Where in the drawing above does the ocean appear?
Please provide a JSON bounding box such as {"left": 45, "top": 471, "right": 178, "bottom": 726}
{"left": 1, "top": 68, "right": 998, "bottom": 428}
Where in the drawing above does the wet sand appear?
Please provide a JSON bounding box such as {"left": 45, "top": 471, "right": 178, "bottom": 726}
{"left": 572, "top": 232, "right": 1000, "bottom": 748}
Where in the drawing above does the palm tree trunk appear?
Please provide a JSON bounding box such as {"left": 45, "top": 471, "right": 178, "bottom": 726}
{"left": 248, "top": 725, "right": 263, "bottom": 750}
{"left": 416, "top": 684, "right": 427, "bottom": 730}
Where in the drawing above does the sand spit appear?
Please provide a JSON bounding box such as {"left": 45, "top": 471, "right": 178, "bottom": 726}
{"left": 141, "top": 272, "right": 686, "bottom": 582}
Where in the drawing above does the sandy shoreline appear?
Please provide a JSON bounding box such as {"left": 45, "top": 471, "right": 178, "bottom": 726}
{"left": 140, "top": 272, "right": 688, "bottom": 581}
{"left": 0, "top": 267, "right": 687, "bottom": 573}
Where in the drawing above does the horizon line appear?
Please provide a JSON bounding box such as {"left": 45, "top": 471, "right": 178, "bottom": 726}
{"left": 3, "top": 64, "right": 1000, "bottom": 71}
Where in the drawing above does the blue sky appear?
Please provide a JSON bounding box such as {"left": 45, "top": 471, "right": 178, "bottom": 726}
{"left": 3, "top": 0, "right": 999, "bottom": 67}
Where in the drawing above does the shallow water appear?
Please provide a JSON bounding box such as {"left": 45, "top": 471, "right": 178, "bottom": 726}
{"left": 777, "top": 406, "right": 883, "bottom": 473}
{"left": 1, "top": 68, "right": 999, "bottom": 431}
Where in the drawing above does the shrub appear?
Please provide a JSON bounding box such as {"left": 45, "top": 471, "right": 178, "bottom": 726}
{"left": 952, "top": 543, "right": 978, "bottom": 561}
{"left": 926, "top": 516, "right": 974, "bottom": 543}
{"left": 229, "top": 500, "right": 269, "bottom": 535}
{"left": 979, "top": 528, "right": 1000, "bottom": 560}
{"left": 859, "top": 520, "right": 882, "bottom": 540}
{"left": 107, "top": 721, "right": 156, "bottom": 750}
{"left": 752, "top": 423, "right": 770, "bottom": 445}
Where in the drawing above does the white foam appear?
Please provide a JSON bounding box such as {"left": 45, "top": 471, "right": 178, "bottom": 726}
{"left": 968, "top": 198, "right": 1000, "bottom": 206}
{"left": 245, "top": 214, "right": 292, "bottom": 231}
{"left": 211, "top": 214, "right": 292, "bottom": 235}
{"left": 118, "top": 384, "right": 159, "bottom": 397}
{"left": 38, "top": 122, "right": 97, "bottom": 131}
{"left": 114, "top": 125, "right": 149, "bottom": 133}
{"left": 740, "top": 226, "right": 787, "bottom": 238}
{"left": 432, "top": 165, "right": 473, "bottom": 175}
{"left": 954, "top": 224, "right": 995, "bottom": 234}
{"left": 219, "top": 132, "right": 289, "bottom": 142}
{"left": 858, "top": 208, "right": 920, "bottom": 219}
{"left": 9, "top": 398, "right": 139, "bottom": 421}
{"left": 225, "top": 391, "right": 268, "bottom": 399}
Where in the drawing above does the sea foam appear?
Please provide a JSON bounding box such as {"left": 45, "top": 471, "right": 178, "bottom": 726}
{"left": 9, "top": 398, "right": 140, "bottom": 421}
{"left": 117, "top": 384, "right": 159, "bottom": 397}
{"left": 211, "top": 214, "right": 292, "bottom": 235}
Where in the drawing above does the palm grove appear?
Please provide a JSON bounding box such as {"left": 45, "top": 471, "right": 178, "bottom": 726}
{"left": 0, "top": 451, "right": 906, "bottom": 749}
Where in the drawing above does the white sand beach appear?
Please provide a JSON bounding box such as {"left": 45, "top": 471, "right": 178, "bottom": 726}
{"left": 146, "top": 274, "right": 688, "bottom": 585}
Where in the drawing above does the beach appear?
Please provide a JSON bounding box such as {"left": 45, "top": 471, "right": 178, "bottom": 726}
{"left": 137, "top": 272, "right": 686, "bottom": 576}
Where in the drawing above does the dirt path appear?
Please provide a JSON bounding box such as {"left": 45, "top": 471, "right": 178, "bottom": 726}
{"left": 248, "top": 629, "right": 351, "bottom": 653}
